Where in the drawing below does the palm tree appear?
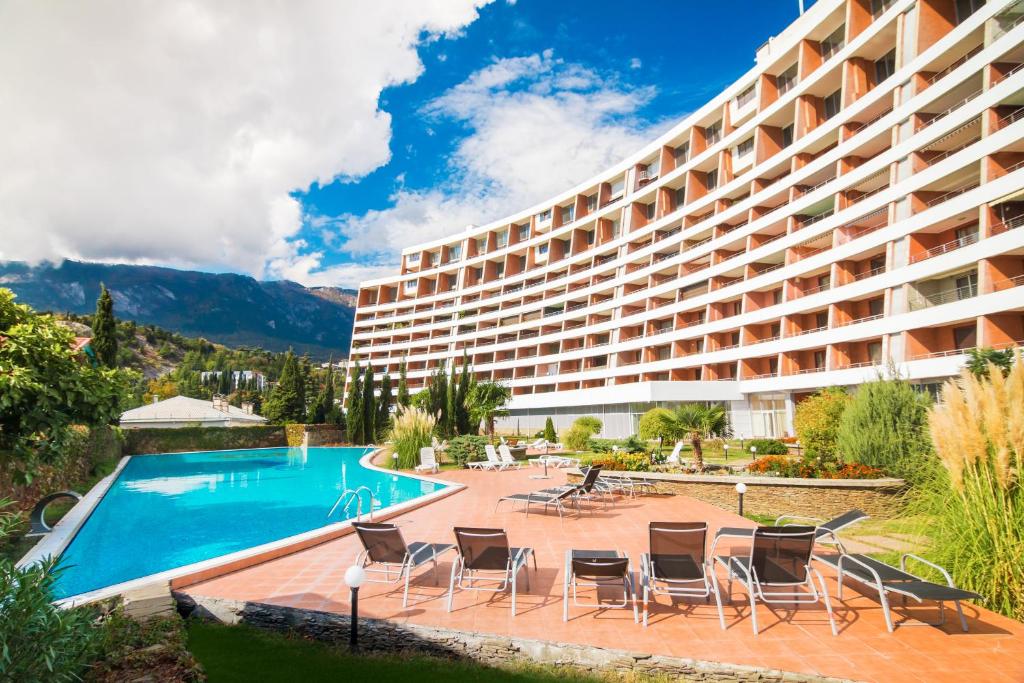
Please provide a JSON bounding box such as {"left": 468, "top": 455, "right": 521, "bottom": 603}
{"left": 965, "top": 347, "right": 1015, "bottom": 379}
{"left": 674, "top": 403, "right": 729, "bottom": 471}
{"left": 468, "top": 381, "right": 511, "bottom": 436}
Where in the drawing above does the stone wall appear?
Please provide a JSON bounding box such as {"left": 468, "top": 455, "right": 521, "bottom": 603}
{"left": 124, "top": 425, "right": 287, "bottom": 455}
{"left": 303, "top": 424, "right": 346, "bottom": 446}
{"left": 176, "top": 593, "right": 854, "bottom": 683}
{"left": 570, "top": 471, "right": 907, "bottom": 519}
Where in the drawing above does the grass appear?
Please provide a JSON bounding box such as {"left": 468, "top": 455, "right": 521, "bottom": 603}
{"left": 186, "top": 621, "right": 626, "bottom": 683}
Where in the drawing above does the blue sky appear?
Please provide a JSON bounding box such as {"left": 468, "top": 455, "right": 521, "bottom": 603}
{"left": 287, "top": 0, "right": 812, "bottom": 287}
{"left": 1, "top": 0, "right": 812, "bottom": 288}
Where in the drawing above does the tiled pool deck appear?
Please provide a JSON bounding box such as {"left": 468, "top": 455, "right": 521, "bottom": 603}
{"left": 180, "top": 467, "right": 1024, "bottom": 682}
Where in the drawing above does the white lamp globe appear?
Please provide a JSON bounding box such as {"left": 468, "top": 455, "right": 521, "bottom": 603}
{"left": 345, "top": 564, "right": 367, "bottom": 589}
{"left": 735, "top": 482, "right": 747, "bottom": 494}
{"left": 750, "top": 445, "right": 757, "bottom": 453}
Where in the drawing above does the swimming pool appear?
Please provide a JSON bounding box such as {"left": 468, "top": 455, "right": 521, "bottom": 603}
{"left": 50, "top": 447, "right": 447, "bottom": 600}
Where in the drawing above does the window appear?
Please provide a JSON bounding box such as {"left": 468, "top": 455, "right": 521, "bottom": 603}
{"left": 768, "top": 357, "right": 779, "bottom": 375}
{"left": 561, "top": 205, "right": 574, "bottom": 224}
{"left": 494, "top": 262, "right": 505, "bottom": 277}
{"left": 674, "top": 142, "right": 690, "bottom": 164}
{"left": 536, "top": 243, "right": 549, "bottom": 256}
{"left": 955, "top": 272, "right": 978, "bottom": 299}
{"left": 706, "top": 169, "right": 719, "bottom": 191}
{"left": 869, "top": 255, "right": 885, "bottom": 272}
{"left": 476, "top": 237, "right": 487, "bottom": 253}
{"left": 813, "top": 350, "right": 826, "bottom": 370}
{"left": 817, "top": 274, "right": 831, "bottom": 290}
{"left": 824, "top": 89, "right": 842, "bottom": 120}
{"left": 953, "top": 325, "right": 977, "bottom": 350}
{"left": 495, "top": 230, "right": 508, "bottom": 249}
{"left": 868, "top": 298, "right": 884, "bottom": 317}
{"left": 538, "top": 208, "right": 552, "bottom": 222}
{"left": 868, "top": 342, "right": 883, "bottom": 363}
{"left": 473, "top": 267, "right": 483, "bottom": 281}
{"left": 517, "top": 224, "right": 530, "bottom": 241}
{"left": 404, "top": 279, "right": 418, "bottom": 292}
{"left": 610, "top": 219, "right": 621, "bottom": 239}
{"left": 609, "top": 178, "right": 625, "bottom": 201}
{"left": 736, "top": 137, "right": 754, "bottom": 158}
{"left": 586, "top": 230, "right": 596, "bottom": 246}
{"left": 821, "top": 25, "right": 845, "bottom": 60}
{"left": 646, "top": 203, "right": 656, "bottom": 220}
{"left": 815, "top": 311, "right": 829, "bottom": 329}
{"left": 777, "top": 64, "right": 798, "bottom": 95}
{"left": 674, "top": 187, "right": 686, "bottom": 208}
{"left": 956, "top": 0, "right": 984, "bottom": 24}
{"left": 781, "top": 124, "right": 795, "bottom": 148}
{"left": 730, "top": 331, "right": 741, "bottom": 346}
{"left": 773, "top": 289, "right": 783, "bottom": 306}
{"left": 447, "top": 244, "right": 462, "bottom": 262}
{"left": 955, "top": 225, "right": 977, "bottom": 245}
{"left": 705, "top": 121, "right": 722, "bottom": 146}
{"left": 586, "top": 194, "right": 597, "bottom": 212}
{"left": 871, "top": 0, "right": 896, "bottom": 18}
{"left": 770, "top": 322, "right": 781, "bottom": 338}
{"left": 875, "top": 49, "right": 896, "bottom": 83}
{"left": 406, "top": 251, "right": 420, "bottom": 265}
{"left": 736, "top": 83, "right": 757, "bottom": 108}
{"left": 429, "top": 252, "right": 440, "bottom": 267}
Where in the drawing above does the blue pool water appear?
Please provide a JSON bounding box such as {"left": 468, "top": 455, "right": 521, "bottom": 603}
{"left": 53, "top": 447, "right": 445, "bottom": 599}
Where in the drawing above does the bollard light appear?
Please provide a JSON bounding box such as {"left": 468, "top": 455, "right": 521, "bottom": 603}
{"left": 391, "top": 452, "right": 399, "bottom": 470}
{"left": 345, "top": 564, "right": 367, "bottom": 650}
{"left": 750, "top": 445, "right": 757, "bottom": 460}
{"left": 723, "top": 444, "right": 730, "bottom": 462}
{"left": 735, "top": 482, "right": 747, "bottom": 517}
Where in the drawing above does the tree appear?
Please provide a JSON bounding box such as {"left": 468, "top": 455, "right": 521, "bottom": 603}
{"left": 308, "top": 364, "right": 335, "bottom": 424}
{"left": 455, "top": 352, "right": 473, "bottom": 435}
{"left": 445, "top": 363, "right": 458, "bottom": 437}
{"left": 143, "top": 376, "right": 178, "bottom": 404}
{"left": 376, "top": 371, "right": 393, "bottom": 437}
{"left": 638, "top": 407, "right": 680, "bottom": 454}
{"left": 543, "top": 417, "right": 557, "bottom": 443}
{"left": 674, "top": 403, "right": 729, "bottom": 471}
{"left": 572, "top": 416, "right": 602, "bottom": 435}
{"left": 263, "top": 350, "right": 306, "bottom": 423}
{"left": 469, "top": 382, "right": 512, "bottom": 436}
{"left": 362, "top": 365, "right": 376, "bottom": 443}
{"left": 433, "top": 367, "right": 448, "bottom": 430}
{"left": 396, "top": 357, "right": 410, "bottom": 407}
{"left": 0, "top": 289, "right": 133, "bottom": 478}
{"left": 965, "top": 347, "right": 1015, "bottom": 379}
{"left": 346, "top": 363, "right": 364, "bottom": 445}
{"left": 836, "top": 376, "right": 932, "bottom": 482}
{"left": 92, "top": 283, "right": 118, "bottom": 367}
{"left": 793, "top": 387, "right": 851, "bottom": 464}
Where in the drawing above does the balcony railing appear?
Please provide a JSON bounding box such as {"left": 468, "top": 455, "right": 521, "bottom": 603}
{"left": 908, "top": 282, "right": 978, "bottom": 310}
{"left": 909, "top": 231, "right": 980, "bottom": 263}
{"left": 924, "top": 182, "right": 980, "bottom": 207}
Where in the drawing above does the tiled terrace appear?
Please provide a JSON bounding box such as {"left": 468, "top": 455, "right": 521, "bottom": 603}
{"left": 181, "top": 467, "right": 1024, "bottom": 683}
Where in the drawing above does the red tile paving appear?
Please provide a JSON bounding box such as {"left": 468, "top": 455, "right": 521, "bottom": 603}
{"left": 181, "top": 467, "right": 1024, "bottom": 682}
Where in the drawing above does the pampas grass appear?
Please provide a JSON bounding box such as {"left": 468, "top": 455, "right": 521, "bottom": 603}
{"left": 390, "top": 406, "right": 436, "bottom": 469}
{"left": 920, "top": 351, "right": 1024, "bottom": 620}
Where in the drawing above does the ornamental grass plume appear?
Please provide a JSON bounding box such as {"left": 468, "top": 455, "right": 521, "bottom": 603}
{"left": 389, "top": 405, "right": 436, "bottom": 469}
{"left": 923, "top": 351, "right": 1024, "bottom": 620}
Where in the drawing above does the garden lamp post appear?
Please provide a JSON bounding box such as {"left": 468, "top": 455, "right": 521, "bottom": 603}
{"left": 735, "top": 482, "right": 747, "bottom": 517}
{"left": 345, "top": 565, "right": 367, "bottom": 650}
{"left": 750, "top": 445, "right": 757, "bottom": 460}
{"left": 723, "top": 444, "right": 729, "bottom": 462}
{"left": 391, "top": 453, "right": 399, "bottom": 470}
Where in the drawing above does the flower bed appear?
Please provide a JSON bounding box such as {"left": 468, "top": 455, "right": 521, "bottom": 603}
{"left": 746, "top": 455, "right": 884, "bottom": 479}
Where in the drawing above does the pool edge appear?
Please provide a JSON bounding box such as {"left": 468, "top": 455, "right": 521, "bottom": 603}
{"left": 49, "top": 447, "right": 465, "bottom": 608}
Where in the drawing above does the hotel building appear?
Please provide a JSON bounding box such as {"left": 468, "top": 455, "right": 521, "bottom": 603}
{"left": 349, "top": 0, "right": 1024, "bottom": 438}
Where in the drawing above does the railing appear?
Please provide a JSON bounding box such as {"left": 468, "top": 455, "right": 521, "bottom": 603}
{"left": 926, "top": 45, "right": 983, "bottom": 86}
{"left": 993, "top": 273, "right": 1024, "bottom": 292}
{"left": 796, "top": 324, "right": 829, "bottom": 336}
{"left": 924, "top": 182, "right": 979, "bottom": 207}
{"left": 909, "top": 231, "right": 980, "bottom": 263}
{"left": 794, "top": 366, "right": 827, "bottom": 375}
{"left": 835, "top": 313, "right": 883, "bottom": 328}
{"left": 852, "top": 265, "right": 886, "bottom": 282}
{"left": 908, "top": 282, "right": 978, "bottom": 310}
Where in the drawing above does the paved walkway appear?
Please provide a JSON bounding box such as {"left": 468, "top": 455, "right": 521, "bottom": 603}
{"left": 182, "top": 467, "right": 1024, "bottom": 683}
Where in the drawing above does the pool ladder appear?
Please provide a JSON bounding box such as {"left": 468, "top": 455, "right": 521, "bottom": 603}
{"left": 327, "top": 486, "right": 377, "bottom": 521}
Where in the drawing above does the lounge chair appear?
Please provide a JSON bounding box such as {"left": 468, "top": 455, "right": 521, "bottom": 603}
{"left": 813, "top": 552, "right": 983, "bottom": 632}
{"left": 465, "top": 444, "right": 498, "bottom": 470}
{"left": 528, "top": 454, "right": 578, "bottom": 468}
{"left": 641, "top": 522, "right": 719, "bottom": 627}
{"left": 353, "top": 522, "right": 455, "bottom": 607}
{"left": 498, "top": 444, "right": 524, "bottom": 469}
{"left": 563, "top": 549, "right": 638, "bottom": 622}
{"left": 528, "top": 438, "right": 549, "bottom": 451}
{"left": 447, "top": 527, "right": 536, "bottom": 616}
{"left": 713, "top": 509, "right": 869, "bottom": 552}
{"left": 665, "top": 441, "right": 683, "bottom": 465}
{"left": 493, "top": 485, "right": 580, "bottom": 519}
{"left": 415, "top": 446, "right": 438, "bottom": 474}
{"left": 713, "top": 526, "right": 837, "bottom": 635}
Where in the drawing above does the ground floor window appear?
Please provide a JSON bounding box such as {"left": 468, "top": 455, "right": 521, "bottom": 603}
{"left": 749, "top": 395, "right": 787, "bottom": 438}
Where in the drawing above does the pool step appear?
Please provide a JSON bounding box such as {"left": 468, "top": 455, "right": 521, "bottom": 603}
{"left": 122, "top": 582, "right": 176, "bottom": 620}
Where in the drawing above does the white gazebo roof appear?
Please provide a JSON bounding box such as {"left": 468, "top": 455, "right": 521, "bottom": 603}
{"left": 120, "top": 395, "right": 267, "bottom": 425}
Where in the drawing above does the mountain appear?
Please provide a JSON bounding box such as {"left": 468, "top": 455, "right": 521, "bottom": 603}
{"left": 0, "top": 260, "right": 357, "bottom": 360}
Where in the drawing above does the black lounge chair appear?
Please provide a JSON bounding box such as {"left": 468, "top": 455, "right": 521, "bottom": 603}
{"left": 353, "top": 522, "right": 455, "bottom": 607}
{"left": 714, "top": 508, "right": 869, "bottom": 552}
{"left": 714, "top": 526, "right": 837, "bottom": 635}
{"left": 563, "top": 549, "right": 638, "bottom": 622}
{"left": 641, "top": 522, "right": 720, "bottom": 627}
{"left": 447, "top": 527, "right": 536, "bottom": 616}
{"left": 813, "top": 552, "right": 983, "bottom": 632}
{"left": 496, "top": 465, "right": 604, "bottom": 518}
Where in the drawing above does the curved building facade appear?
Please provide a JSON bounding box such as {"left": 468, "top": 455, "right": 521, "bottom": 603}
{"left": 349, "top": 0, "right": 1024, "bottom": 438}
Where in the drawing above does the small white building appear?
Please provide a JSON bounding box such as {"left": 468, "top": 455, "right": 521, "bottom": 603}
{"left": 120, "top": 395, "right": 268, "bottom": 429}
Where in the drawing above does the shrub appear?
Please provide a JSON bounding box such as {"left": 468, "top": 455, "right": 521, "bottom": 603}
{"left": 587, "top": 438, "right": 619, "bottom": 454}
{"left": 747, "top": 438, "right": 788, "bottom": 455}
{"left": 746, "top": 455, "right": 883, "bottom": 479}
{"left": 389, "top": 406, "right": 435, "bottom": 469}
{"left": 446, "top": 435, "right": 489, "bottom": 467}
{"left": 793, "top": 387, "right": 851, "bottom": 463}
{"left": 572, "top": 416, "right": 602, "bottom": 435}
{"left": 590, "top": 452, "right": 650, "bottom": 471}
{"left": 918, "top": 360, "right": 1024, "bottom": 620}
{"left": 836, "top": 376, "right": 932, "bottom": 481}
{"left": 637, "top": 408, "right": 679, "bottom": 453}
{"left": 563, "top": 425, "right": 593, "bottom": 452}
{"left": 543, "top": 417, "right": 556, "bottom": 443}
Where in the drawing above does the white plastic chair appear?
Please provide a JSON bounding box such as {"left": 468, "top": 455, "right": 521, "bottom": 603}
{"left": 498, "top": 444, "right": 524, "bottom": 469}
{"left": 415, "top": 446, "right": 438, "bottom": 473}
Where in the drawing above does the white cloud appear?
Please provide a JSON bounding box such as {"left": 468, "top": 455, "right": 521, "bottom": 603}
{"left": 0, "top": 0, "right": 490, "bottom": 277}
{"left": 324, "top": 51, "right": 668, "bottom": 272}
{"left": 630, "top": 57, "right": 643, "bottom": 70}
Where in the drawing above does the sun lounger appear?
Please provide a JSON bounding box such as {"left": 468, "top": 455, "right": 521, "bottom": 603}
{"left": 713, "top": 526, "right": 837, "bottom": 635}
{"left": 641, "top": 522, "right": 719, "bottom": 627}
{"left": 813, "top": 552, "right": 983, "bottom": 632}
{"left": 665, "top": 441, "right": 683, "bottom": 465}
{"left": 353, "top": 522, "right": 455, "bottom": 607}
{"left": 447, "top": 527, "right": 536, "bottom": 616}
{"left": 414, "top": 447, "right": 439, "bottom": 474}
{"left": 498, "top": 444, "right": 524, "bottom": 469}
{"left": 496, "top": 465, "right": 604, "bottom": 518}
{"left": 467, "top": 445, "right": 503, "bottom": 470}
{"left": 713, "top": 509, "right": 869, "bottom": 554}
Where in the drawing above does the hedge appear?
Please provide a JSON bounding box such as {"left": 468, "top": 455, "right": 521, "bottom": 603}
{"left": 124, "top": 426, "right": 287, "bottom": 455}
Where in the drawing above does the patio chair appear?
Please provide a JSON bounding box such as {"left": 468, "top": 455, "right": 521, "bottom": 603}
{"left": 713, "top": 509, "right": 869, "bottom": 553}
{"left": 466, "top": 444, "right": 502, "bottom": 470}
{"left": 447, "top": 527, "right": 536, "bottom": 616}
{"left": 713, "top": 526, "right": 837, "bottom": 636}
{"left": 641, "top": 522, "right": 720, "bottom": 627}
{"left": 353, "top": 522, "right": 455, "bottom": 607}
{"left": 498, "top": 444, "right": 524, "bottom": 469}
{"left": 415, "top": 447, "right": 438, "bottom": 474}
{"left": 563, "top": 550, "right": 638, "bottom": 622}
{"left": 813, "top": 552, "right": 983, "bottom": 632}
{"left": 496, "top": 465, "right": 604, "bottom": 518}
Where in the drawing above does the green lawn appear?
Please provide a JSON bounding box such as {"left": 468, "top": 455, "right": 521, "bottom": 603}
{"left": 186, "top": 621, "right": 618, "bottom": 682}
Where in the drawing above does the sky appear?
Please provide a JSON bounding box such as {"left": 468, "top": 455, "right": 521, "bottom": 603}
{"left": 0, "top": 0, "right": 812, "bottom": 289}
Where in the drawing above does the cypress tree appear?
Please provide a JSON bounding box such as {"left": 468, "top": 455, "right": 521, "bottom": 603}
{"left": 544, "top": 417, "right": 557, "bottom": 443}
{"left": 362, "top": 365, "right": 376, "bottom": 443}
{"left": 264, "top": 351, "right": 305, "bottom": 422}
{"left": 455, "top": 352, "right": 472, "bottom": 435}
{"left": 433, "top": 367, "right": 448, "bottom": 427}
{"left": 376, "top": 371, "right": 393, "bottom": 437}
{"left": 445, "top": 363, "right": 458, "bottom": 438}
{"left": 346, "top": 363, "right": 363, "bottom": 444}
{"left": 92, "top": 283, "right": 118, "bottom": 367}
{"left": 396, "top": 357, "right": 410, "bottom": 407}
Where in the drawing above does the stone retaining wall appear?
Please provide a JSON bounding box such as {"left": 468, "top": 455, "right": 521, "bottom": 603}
{"left": 175, "top": 593, "right": 855, "bottom": 683}
{"left": 570, "top": 471, "right": 906, "bottom": 519}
